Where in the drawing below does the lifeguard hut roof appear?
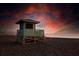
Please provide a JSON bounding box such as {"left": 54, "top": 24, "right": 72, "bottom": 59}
{"left": 16, "top": 19, "right": 40, "bottom": 24}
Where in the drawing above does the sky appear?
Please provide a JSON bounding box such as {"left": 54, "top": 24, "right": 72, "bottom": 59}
{"left": 0, "top": 3, "right": 79, "bottom": 38}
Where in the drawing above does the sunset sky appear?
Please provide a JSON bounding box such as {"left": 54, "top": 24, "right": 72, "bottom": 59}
{"left": 0, "top": 3, "right": 79, "bottom": 38}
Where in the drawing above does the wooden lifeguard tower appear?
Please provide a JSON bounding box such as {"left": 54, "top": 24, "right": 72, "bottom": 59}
{"left": 16, "top": 19, "right": 44, "bottom": 44}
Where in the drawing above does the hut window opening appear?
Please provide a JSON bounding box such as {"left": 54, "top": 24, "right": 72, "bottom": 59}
{"left": 25, "top": 23, "right": 33, "bottom": 29}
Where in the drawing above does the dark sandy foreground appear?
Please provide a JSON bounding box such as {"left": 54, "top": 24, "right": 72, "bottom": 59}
{"left": 0, "top": 35, "right": 79, "bottom": 56}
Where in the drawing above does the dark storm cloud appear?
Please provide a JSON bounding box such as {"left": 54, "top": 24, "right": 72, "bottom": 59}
{"left": 0, "top": 4, "right": 30, "bottom": 20}
{"left": 0, "top": 3, "right": 79, "bottom": 21}
{"left": 0, "top": 3, "right": 79, "bottom": 36}
{"left": 54, "top": 4, "right": 79, "bottom": 29}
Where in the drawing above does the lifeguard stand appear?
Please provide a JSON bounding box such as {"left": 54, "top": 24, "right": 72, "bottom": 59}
{"left": 16, "top": 19, "right": 44, "bottom": 44}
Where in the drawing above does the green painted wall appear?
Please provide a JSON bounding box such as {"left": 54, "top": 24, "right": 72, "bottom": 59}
{"left": 23, "top": 29, "right": 44, "bottom": 37}
{"left": 17, "top": 22, "right": 44, "bottom": 42}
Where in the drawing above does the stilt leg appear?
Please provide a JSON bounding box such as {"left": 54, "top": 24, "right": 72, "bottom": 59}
{"left": 34, "top": 38, "right": 37, "bottom": 44}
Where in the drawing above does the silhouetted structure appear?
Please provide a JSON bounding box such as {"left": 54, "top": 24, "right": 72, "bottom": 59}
{"left": 16, "top": 19, "right": 44, "bottom": 44}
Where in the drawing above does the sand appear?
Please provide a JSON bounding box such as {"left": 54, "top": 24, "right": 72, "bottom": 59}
{"left": 0, "top": 35, "right": 79, "bottom": 56}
